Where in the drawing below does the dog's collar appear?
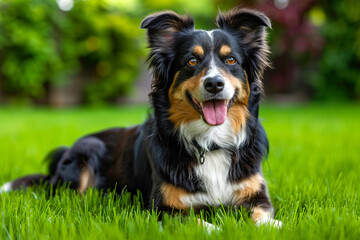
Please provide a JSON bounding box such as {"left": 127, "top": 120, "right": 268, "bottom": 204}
{"left": 192, "top": 141, "right": 220, "bottom": 164}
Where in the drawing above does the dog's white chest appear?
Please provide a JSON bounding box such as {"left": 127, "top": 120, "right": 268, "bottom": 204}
{"left": 178, "top": 119, "right": 248, "bottom": 207}
{"left": 181, "top": 150, "right": 238, "bottom": 207}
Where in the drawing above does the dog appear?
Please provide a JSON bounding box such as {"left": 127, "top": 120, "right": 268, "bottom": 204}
{"left": 1, "top": 7, "right": 281, "bottom": 228}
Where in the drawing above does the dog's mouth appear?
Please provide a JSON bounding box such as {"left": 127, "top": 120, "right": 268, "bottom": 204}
{"left": 186, "top": 92, "right": 231, "bottom": 126}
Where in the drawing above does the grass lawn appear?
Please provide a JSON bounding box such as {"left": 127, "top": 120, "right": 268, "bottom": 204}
{"left": 0, "top": 103, "right": 359, "bottom": 239}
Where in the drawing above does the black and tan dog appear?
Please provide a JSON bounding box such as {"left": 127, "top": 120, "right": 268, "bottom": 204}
{"left": 1, "top": 7, "right": 281, "bottom": 228}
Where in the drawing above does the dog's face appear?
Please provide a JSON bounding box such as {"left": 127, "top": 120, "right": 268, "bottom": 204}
{"left": 168, "top": 29, "right": 250, "bottom": 127}
{"left": 141, "top": 8, "right": 271, "bottom": 132}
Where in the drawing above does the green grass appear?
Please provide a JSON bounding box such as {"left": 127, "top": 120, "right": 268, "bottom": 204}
{"left": 0, "top": 103, "right": 359, "bottom": 239}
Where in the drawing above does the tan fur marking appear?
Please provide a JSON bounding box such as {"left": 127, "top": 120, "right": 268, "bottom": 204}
{"left": 193, "top": 45, "right": 204, "bottom": 57}
{"left": 161, "top": 183, "right": 189, "bottom": 210}
{"left": 220, "top": 45, "right": 232, "bottom": 56}
{"left": 234, "top": 173, "right": 264, "bottom": 204}
{"left": 227, "top": 105, "right": 249, "bottom": 133}
{"left": 239, "top": 26, "right": 252, "bottom": 32}
{"left": 169, "top": 71, "right": 180, "bottom": 95}
{"left": 223, "top": 69, "right": 250, "bottom": 104}
{"left": 251, "top": 206, "right": 272, "bottom": 224}
{"left": 220, "top": 69, "right": 250, "bottom": 133}
{"left": 168, "top": 70, "right": 206, "bottom": 128}
{"left": 243, "top": 70, "right": 250, "bottom": 100}
{"left": 78, "top": 166, "right": 95, "bottom": 194}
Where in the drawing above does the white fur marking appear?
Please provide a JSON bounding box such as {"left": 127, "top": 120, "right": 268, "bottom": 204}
{"left": 200, "top": 56, "right": 235, "bottom": 101}
{"left": 181, "top": 149, "right": 255, "bottom": 207}
{"left": 179, "top": 119, "right": 246, "bottom": 152}
{"left": 200, "top": 30, "right": 235, "bottom": 101}
{"left": 255, "top": 216, "right": 283, "bottom": 229}
{"left": 206, "top": 30, "right": 215, "bottom": 41}
{"left": 179, "top": 119, "right": 248, "bottom": 207}
{"left": 198, "top": 219, "right": 220, "bottom": 233}
{"left": 0, "top": 182, "right": 12, "bottom": 193}
{"left": 203, "top": 57, "right": 221, "bottom": 79}
{"left": 181, "top": 150, "right": 232, "bottom": 206}
{"left": 203, "top": 30, "right": 219, "bottom": 80}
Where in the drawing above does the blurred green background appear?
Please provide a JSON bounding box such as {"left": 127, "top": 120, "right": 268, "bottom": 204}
{"left": 1, "top": 2, "right": 360, "bottom": 238}
{"left": 0, "top": 0, "right": 359, "bottom": 105}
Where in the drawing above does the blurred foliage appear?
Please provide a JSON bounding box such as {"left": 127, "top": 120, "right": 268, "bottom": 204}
{"left": 309, "top": 0, "right": 360, "bottom": 100}
{"left": 240, "top": 0, "right": 360, "bottom": 101}
{"left": 0, "top": 0, "right": 145, "bottom": 104}
{"left": 0, "top": 0, "right": 220, "bottom": 105}
{"left": 249, "top": 0, "right": 324, "bottom": 95}
{"left": 0, "top": 0, "right": 359, "bottom": 104}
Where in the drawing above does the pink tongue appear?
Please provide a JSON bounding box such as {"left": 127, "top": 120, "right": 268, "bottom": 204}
{"left": 202, "top": 100, "right": 227, "bottom": 125}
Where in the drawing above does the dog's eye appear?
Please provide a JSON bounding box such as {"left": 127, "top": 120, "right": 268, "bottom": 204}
{"left": 187, "top": 57, "right": 198, "bottom": 66}
{"left": 225, "top": 57, "right": 236, "bottom": 65}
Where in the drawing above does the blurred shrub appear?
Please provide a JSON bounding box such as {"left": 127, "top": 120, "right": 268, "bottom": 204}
{"left": 0, "top": 0, "right": 219, "bottom": 105}
{"left": 3, "top": 0, "right": 357, "bottom": 103}
{"left": 250, "top": 0, "right": 324, "bottom": 95}
{"left": 0, "top": 0, "right": 144, "bottom": 104}
{"left": 241, "top": 0, "right": 360, "bottom": 101}
{"left": 309, "top": 0, "right": 360, "bottom": 100}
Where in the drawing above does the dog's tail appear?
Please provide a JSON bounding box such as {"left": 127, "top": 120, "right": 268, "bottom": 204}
{"left": 0, "top": 147, "right": 68, "bottom": 193}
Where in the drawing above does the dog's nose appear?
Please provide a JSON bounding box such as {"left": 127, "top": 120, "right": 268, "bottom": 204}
{"left": 204, "top": 76, "right": 225, "bottom": 94}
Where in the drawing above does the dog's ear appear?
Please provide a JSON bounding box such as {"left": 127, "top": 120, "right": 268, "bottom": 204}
{"left": 216, "top": 8, "right": 271, "bottom": 95}
{"left": 141, "top": 11, "right": 194, "bottom": 53}
{"left": 216, "top": 8, "right": 271, "bottom": 31}
{"left": 141, "top": 11, "right": 194, "bottom": 93}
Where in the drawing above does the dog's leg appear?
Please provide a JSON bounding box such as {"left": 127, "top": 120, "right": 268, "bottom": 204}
{"left": 251, "top": 206, "right": 282, "bottom": 228}
{"left": 233, "top": 173, "right": 282, "bottom": 228}
{"left": 246, "top": 190, "right": 283, "bottom": 228}
{"left": 153, "top": 183, "right": 221, "bottom": 232}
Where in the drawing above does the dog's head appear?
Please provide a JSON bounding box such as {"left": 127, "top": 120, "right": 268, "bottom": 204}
{"left": 141, "top": 8, "right": 271, "bottom": 133}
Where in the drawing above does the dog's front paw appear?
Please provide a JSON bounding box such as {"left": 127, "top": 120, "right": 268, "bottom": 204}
{"left": 255, "top": 218, "right": 283, "bottom": 229}
{"left": 198, "top": 219, "right": 220, "bottom": 233}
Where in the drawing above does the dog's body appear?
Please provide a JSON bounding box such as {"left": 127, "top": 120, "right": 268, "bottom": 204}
{"left": 1, "top": 8, "right": 281, "bottom": 227}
